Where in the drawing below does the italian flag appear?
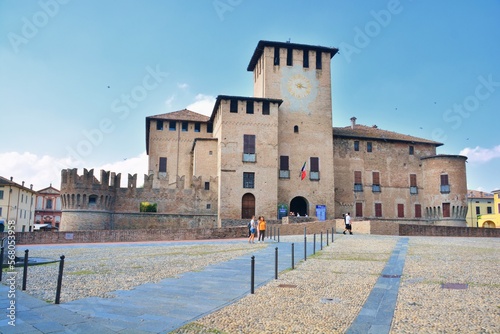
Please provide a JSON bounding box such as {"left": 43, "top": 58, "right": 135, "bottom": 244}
{"left": 300, "top": 162, "right": 307, "bottom": 180}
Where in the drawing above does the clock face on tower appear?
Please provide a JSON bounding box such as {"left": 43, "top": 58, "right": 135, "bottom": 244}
{"left": 280, "top": 68, "right": 318, "bottom": 112}
{"left": 287, "top": 74, "right": 311, "bottom": 99}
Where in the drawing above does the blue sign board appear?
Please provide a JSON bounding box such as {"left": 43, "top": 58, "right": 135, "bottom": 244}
{"left": 316, "top": 205, "right": 326, "bottom": 221}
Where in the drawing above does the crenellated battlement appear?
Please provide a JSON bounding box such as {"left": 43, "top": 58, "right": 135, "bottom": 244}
{"left": 59, "top": 167, "right": 219, "bottom": 230}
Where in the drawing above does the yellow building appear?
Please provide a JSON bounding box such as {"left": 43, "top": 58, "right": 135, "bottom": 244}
{"left": 0, "top": 176, "right": 37, "bottom": 232}
{"left": 477, "top": 190, "right": 500, "bottom": 228}
{"left": 466, "top": 190, "right": 494, "bottom": 227}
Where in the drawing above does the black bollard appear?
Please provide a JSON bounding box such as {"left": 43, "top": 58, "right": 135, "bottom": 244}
{"left": 278, "top": 228, "right": 280, "bottom": 243}
{"left": 327, "top": 229, "right": 329, "bottom": 246}
{"left": 55, "top": 255, "right": 65, "bottom": 304}
{"left": 321, "top": 232, "right": 323, "bottom": 250}
{"left": 313, "top": 234, "right": 316, "bottom": 255}
{"left": 291, "top": 243, "right": 295, "bottom": 270}
{"left": 22, "top": 249, "right": 29, "bottom": 291}
{"left": 275, "top": 247, "right": 278, "bottom": 280}
{"left": 0, "top": 246, "right": 4, "bottom": 281}
{"left": 250, "top": 256, "right": 255, "bottom": 294}
{"left": 332, "top": 226, "right": 335, "bottom": 243}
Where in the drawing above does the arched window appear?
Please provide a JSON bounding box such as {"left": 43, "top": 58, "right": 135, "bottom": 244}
{"left": 294, "top": 125, "right": 299, "bottom": 133}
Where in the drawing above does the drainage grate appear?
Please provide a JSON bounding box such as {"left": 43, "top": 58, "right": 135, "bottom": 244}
{"left": 441, "top": 283, "right": 468, "bottom": 290}
{"left": 278, "top": 284, "right": 297, "bottom": 288}
{"left": 382, "top": 274, "right": 401, "bottom": 278}
{"left": 320, "top": 297, "right": 341, "bottom": 304}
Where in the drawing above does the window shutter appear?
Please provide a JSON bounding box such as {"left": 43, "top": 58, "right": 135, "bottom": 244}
{"left": 280, "top": 156, "right": 289, "bottom": 170}
{"left": 310, "top": 157, "right": 319, "bottom": 172}
{"left": 159, "top": 157, "right": 167, "bottom": 173}
{"left": 354, "top": 171, "right": 362, "bottom": 184}
{"left": 244, "top": 135, "right": 255, "bottom": 154}
{"left": 410, "top": 174, "right": 417, "bottom": 187}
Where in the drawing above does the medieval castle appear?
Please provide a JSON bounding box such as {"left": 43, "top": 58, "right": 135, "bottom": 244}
{"left": 60, "top": 40, "right": 468, "bottom": 231}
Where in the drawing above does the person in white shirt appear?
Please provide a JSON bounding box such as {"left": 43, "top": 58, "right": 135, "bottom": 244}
{"left": 343, "top": 212, "right": 353, "bottom": 235}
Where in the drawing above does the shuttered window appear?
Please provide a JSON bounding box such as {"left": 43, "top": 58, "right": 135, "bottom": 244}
{"left": 280, "top": 156, "right": 289, "bottom": 170}
{"left": 354, "top": 171, "right": 363, "bottom": 192}
{"left": 410, "top": 174, "right": 417, "bottom": 187}
{"left": 443, "top": 203, "right": 450, "bottom": 217}
{"left": 310, "top": 157, "right": 319, "bottom": 172}
{"left": 397, "top": 204, "right": 405, "bottom": 218}
{"left": 355, "top": 202, "right": 363, "bottom": 217}
{"left": 159, "top": 157, "right": 167, "bottom": 173}
{"left": 375, "top": 203, "right": 382, "bottom": 217}
{"left": 243, "top": 135, "right": 255, "bottom": 154}
{"left": 415, "top": 204, "right": 422, "bottom": 218}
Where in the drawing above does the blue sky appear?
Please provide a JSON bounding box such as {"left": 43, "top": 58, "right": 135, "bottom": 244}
{"left": 1, "top": 0, "right": 499, "bottom": 191}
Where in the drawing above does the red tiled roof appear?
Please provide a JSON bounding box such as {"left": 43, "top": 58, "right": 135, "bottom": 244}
{"left": 147, "top": 109, "right": 209, "bottom": 122}
{"left": 333, "top": 124, "right": 443, "bottom": 146}
{"left": 467, "top": 190, "right": 494, "bottom": 198}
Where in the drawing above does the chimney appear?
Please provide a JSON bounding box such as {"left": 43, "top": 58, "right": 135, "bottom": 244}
{"left": 22, "top": 181, "right": 25, "bottom": 187}
{"left": 10, "top": 176, "right": 13, "bottom": 181}
{"left": 350, "top": 117, "right": 357, "bottom": 129}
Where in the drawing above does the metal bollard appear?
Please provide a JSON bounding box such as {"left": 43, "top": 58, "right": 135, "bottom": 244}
{"left": 291, "top": 243, "right": 295, "bottom": 270}
{"left": 327, "top": 229, "right": 329, "bottom": 246}
{"left": 278, "top": 228, "right": 280, "bottom": 243}
{"left": 332, "top": 226, "right": 334, "bottom": 243}
{"left": 321, "top": 232, "right": 323, "bottom": 250}
{"left": 250, "top": 256, "right": 255, "bottom": 294}
{"left": 275, "top": 247, "right": 278, "bottom": 280}
{"left": 22, "top": 249, "right": 29, "bottom": 291}
{"left": 313, "top": 234, "right": 316, "bottom": 255}
{"left": 55, "top": 255, "right": 65, "bottom": 304}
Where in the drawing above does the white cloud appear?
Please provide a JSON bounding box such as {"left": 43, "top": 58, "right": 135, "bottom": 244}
{"left": 0, "top": 151, "right": 149, "bottom": 190}
{"left": 97, "top": 152, "right": 149, "bottom": 187}
{"left": 186, "top": 94, "right": 216, "bottom": 116}
{"left": 164, "top": 94, "right": 175, "bottom": 109}
{"left": 459, "top": 145, "right": 500, "bottom": 163}
{"left": 177, "top": 83, "right": 189, "bottom": 89}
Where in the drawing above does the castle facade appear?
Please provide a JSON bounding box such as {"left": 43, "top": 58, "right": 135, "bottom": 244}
{"left": 60, "top": 40, "right": 468, "bottom": 230}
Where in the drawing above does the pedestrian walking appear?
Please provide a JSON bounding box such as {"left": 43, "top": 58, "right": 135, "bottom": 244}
{"left": 343, "top": 212, "right": 352, "bottom": 235}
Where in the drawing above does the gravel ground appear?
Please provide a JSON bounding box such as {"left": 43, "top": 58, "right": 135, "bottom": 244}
{"left": 172, "top": 235, "right": 500, "bottom": 334}
{"left": 7, "top": 235, "right": 500, "bottom": 333}
{"left": 11, "top": 241, "right": 266, "bottom": 303}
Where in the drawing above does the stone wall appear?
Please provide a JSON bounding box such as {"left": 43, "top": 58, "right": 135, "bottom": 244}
{"left": 399, "top": 224, "right": 500, "bottom": 237}
{"left": 8, "top": 226, "right": 247, "bottom": 245}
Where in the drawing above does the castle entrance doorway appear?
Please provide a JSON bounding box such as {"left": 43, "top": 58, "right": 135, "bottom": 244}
{"left": 241, "top": 193, "right": 255, "bottom": 219}
{"left": 290, "top": 196, "right": 308, "bottom": 217}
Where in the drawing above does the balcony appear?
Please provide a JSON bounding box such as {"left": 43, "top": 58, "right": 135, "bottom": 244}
{"left": 243, "top": 153, "right": 256, "bottom": 162}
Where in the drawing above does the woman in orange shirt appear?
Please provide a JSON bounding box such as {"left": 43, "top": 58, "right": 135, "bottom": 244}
{"left": 258, "top": 216, "right": 266, "bottom": 242}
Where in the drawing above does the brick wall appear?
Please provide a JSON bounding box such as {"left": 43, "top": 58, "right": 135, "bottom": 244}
{"left": 8, "top": 226, "right": 248, "bottom": 245}
{"left": 400, "top": 224, "right": 500, "bottom": 237}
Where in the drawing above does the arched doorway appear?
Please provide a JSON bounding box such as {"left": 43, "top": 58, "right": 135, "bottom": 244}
{"left": 241, "top": 193, "right": 255, "bottom": 219}
{"left": 482, "top": 221, "right": 496, "bottom": 228}
{"left": 290, "top": 196, "right": 308, "bottom": 216}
